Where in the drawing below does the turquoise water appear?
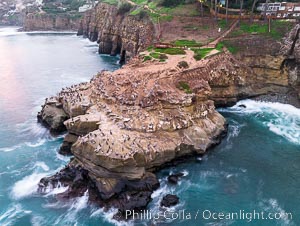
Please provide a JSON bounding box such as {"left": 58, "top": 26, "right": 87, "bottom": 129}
{"left": 0, "top": 27, "right": 300, "bottom": 226}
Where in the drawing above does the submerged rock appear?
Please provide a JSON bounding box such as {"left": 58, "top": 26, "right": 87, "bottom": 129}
{"left": 161, "top": 194, "right": 179, "bottom": 207}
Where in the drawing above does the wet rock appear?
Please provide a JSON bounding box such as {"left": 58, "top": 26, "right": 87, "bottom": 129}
{"left": 59, "top": 133, "right": 78, "bottom": 155}
{"left": 167, "top": 172, "right": 184, "bottom": 185}
{"left": 161, "top": 194, "right": 179, "bottom": 207}
{"left": 37, "top": 102, "right": 69, "bottom": 134}
{"left": 38, "top": 163, "right": 160, "bottom": 214}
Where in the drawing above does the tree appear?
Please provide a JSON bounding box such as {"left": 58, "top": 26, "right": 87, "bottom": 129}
{"left": 215, "top": 0, "right": 217, "bottom": 20}
{"left": 199, "top": 0, "right": 204, "bottom": 17}
{"left": 225, "top": 0, "right": 228, "bottom": 23}
{"left": 264, "top": 0, "right": 269, "bottom": 22}
{"left": 239, "top": 0, "right": 243, "bottom": 25}
{"left": 250, "top": 0, "right": 258, "bottom": 23}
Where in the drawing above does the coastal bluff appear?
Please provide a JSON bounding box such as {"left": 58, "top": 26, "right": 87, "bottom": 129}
{"left": 37, "top": 18, "right": 300, "bottom": 216}
{"left": 37, "top": 51, "right": 232, "bottom": 215}
{"left": 77, "top": 2, "right": 155, "bottom": 63}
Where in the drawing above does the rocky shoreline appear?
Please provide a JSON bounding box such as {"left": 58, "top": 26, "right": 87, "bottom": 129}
{"left": 36, "top": 17, "right": 300, "bottom": 220}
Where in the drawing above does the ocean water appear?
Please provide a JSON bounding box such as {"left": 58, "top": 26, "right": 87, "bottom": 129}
{"left": 0, "top": 27, "right": 300, "bottom": 226}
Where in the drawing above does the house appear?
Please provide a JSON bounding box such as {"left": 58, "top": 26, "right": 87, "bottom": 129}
{"left": 257, "top": 2, "right": 300, "bottom": 18}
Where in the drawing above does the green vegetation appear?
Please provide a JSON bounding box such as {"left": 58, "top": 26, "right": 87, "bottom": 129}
{"left": 172, "top": 39, "right": 202, "bottom": 47}
{"left": 220, "top": 41, "right": 239, "bottom": 54}
{"left": 177, "top": 81, "right": 192, "bottom": 94}
{"left": 155, "top": 48, "right": 186, "bottom": 55}
{"left": 150, "top": 52, "right": 168, "bottom": 60}
{"left": 117, "top": 2, "right": 132, "bottom": 14}
{"left": 131, "top": 0, "right": 148, "bottom": 4}
{"left": 218, "top": 19, "right": 229, "bottom": 29}
{"left": 143, "top": 55, "right": 152, "bottom": 61}
{"left": 158, "top": 0, "right": 185, "bottom": 7}
{"left": 192, "top": 48, "right": 213, "bottom": 60}
{"left": 147, "top": 45, "right": 154, "bottom": 51}
{"left": 230, "top": 21, "right": 294, "bottom": 40}
{"left": 42, "top": 0, "right": 86, "bottom": 14}
{"left": 101, "top": 0, "right": 118, "bottom": 5}
{"left": 216, "top": 42, "right": 224, "bottom": 51}
{"left": 130, "top": 8, "right": 148, "bottom": 20}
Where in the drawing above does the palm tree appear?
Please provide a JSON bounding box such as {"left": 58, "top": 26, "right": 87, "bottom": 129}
{"left": 250, "top": 0, "right": 258, "bottom": 23}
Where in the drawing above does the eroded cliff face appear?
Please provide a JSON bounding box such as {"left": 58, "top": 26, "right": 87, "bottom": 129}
{"left": 24, "top": 13, "right": 81, "bottom": 31}
{"left": 210, "top": 23, "right": 300, "bottom": 106}
{"left": 77, "top": 3, "right": 155, "bottom": 63}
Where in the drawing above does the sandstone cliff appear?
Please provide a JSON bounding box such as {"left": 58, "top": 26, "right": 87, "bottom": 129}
{"left": 38, "top": 51, "right": 229, "bottom": 214}
{"left": 24, "top": 13, "right": 81, "bottom": 31}
{"left": 37, "top": 23, "right": 300, "bottom": 217}
{"left": 210, "top": 23, "right": 300, "bottom": 107}
{"left": 77, "top": 3, "right": 155, "bottom": 63}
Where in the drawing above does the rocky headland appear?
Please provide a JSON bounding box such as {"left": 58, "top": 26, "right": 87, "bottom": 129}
{"left": 37, "top": 1, "right": 300, "bottom": 219}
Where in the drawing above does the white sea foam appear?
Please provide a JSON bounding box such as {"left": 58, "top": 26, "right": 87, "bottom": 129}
{"left": 220, "top": 100, "right": 300, "bottom": 145}
{"left": 71, "top": 190, "right": 89, "bottom": 212}
{"left": 0, "top": 204, "right": 32, "bottom": 226}
{"left": 25, "top": 138, "right": 47, "bottom": 148}
{"left": 55, "top": 152, "right": 71, "bottom": 162}
{"left": 259, "top": 198, "right": 295, "bottom": 226}
{"left": 11, "top": 172, "right": 49, "bottom": 199}
{"left": 182, "top": 170, "right": 189, "bottom": 177}
{"left": 34, "top": 161, "right": 50, "bottom": 171}
{"left": 43, "top": 183, "right": 69, "bottom": 197}
{"left": 31, "top": 215, "right": 46, "bottom": 226}
{"left": 0, "top": 144, "right": 21, "bottom": 152}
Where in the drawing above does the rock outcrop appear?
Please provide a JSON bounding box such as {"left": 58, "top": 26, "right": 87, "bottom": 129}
{"left": 161, "top": 194, "right": 179, "bottom": 207}
{"left": 77, "top": 3, "right": 155, "bottom": 63}
{"left": 38, "top": 51, "right": 229, "bottom": 215}
{"left": 24, "top": 13, "right": 81, "bottom": 31}
{"left": 37, "top": 97, "right": 69, "bottom": 133}
{"left": 38, "top": 22, "right": 300, "bottom": 218}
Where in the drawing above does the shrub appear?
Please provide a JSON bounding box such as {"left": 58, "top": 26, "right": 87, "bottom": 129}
{"left": 177, "top": 81, "right": 192, "bottom": 94}
{"left": 177, "top": 61, "right": 189, "bottom": 69}
{"left": 117, "top": 2, "right": 132, "bottom": 15}
{"left": 143, "top": 55, "right": 152, "bottom": 61}
{"left": 158, "top": 0, "right": 185, "bottom": 7}
{"left": 136, "top": 9, "right": 148, "bottom": 20}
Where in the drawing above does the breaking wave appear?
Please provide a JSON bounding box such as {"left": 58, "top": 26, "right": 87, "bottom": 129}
{"left": 220, "top": 100, "right": 300, "bottom": 145}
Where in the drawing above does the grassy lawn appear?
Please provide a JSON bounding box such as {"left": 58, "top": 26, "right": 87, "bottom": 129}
{"left": 230, "top": 20, "right": 294, "bottom": 40}
{"left": 172, "top": 39, "right": 202, "bottom": 47}
{"left": 155, "top": 48, "right": 186, "bottom": 55}
{"left": 192, "top": 48, "right": 214, "bottom": 60}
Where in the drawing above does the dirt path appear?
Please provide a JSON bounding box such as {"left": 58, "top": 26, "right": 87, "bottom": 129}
{"left": 201, "top": 20, "right": 239, "bottom": 48}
